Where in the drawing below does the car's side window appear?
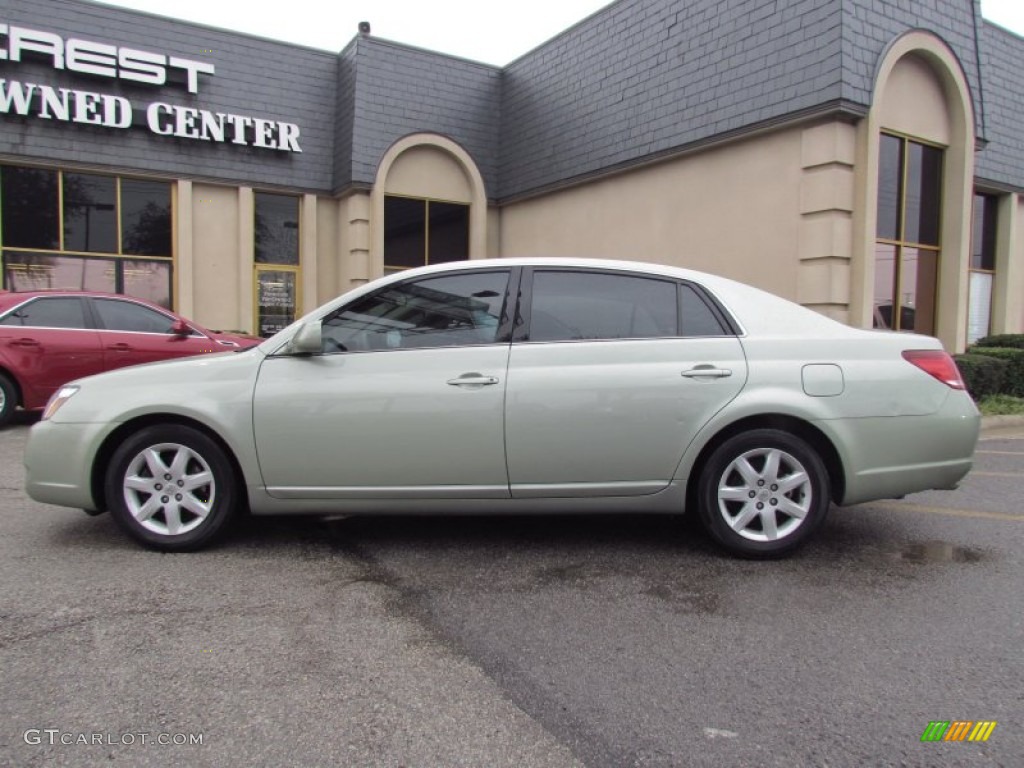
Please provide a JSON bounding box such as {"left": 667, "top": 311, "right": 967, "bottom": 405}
{"left": 0, "top": 297, "right": 87, "bottom": 329}
{"left": 526, "top": 271, "right": 677, "bottom": 342}
{"left": 93, "top": 299, "right": 176, "bottom": 334}
{"left": 679, "top": 283, "right": 728, "bottom": 336}
{"left": 321, "top": 271, "right": 510, "bottom": 353}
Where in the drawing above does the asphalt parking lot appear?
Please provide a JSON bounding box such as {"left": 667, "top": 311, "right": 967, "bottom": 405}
{"left": 1, "top": 414, "right": 1021, "bottom": 768}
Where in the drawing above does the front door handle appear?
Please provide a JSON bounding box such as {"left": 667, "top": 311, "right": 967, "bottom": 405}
{"left": 682, "top": 365, "right": 733, "bottom": 380}
{"left": 9, "top": 338, "right": 41, "bottom": 348}
{"left": 447, "top": 373, "right": 500, "bottom": 387}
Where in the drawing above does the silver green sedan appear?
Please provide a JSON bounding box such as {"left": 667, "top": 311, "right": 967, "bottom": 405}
{"left": 23, "top": 259, "right": 980, "bottom": 557}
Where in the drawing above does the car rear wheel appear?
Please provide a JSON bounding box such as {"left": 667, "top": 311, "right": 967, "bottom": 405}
{"left": 0, "top": 373, "right": 16, "bottom": 427}
{"left": 697, "top": 429, "right": 830, "bottom": 558}
{"left": 105, "top": 424, "right": 238, "bottom": 551}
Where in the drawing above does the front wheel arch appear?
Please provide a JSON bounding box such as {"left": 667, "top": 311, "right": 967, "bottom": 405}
{"left": 91, "top": 415, "right": 249, "bottom": 516}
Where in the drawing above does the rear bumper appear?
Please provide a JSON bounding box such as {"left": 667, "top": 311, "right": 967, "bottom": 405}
{"left": 818, "top": 393, "right": 980, "bottom": 506}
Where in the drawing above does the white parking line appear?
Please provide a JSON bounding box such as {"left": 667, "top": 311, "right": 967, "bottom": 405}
{"left": 975, "top": 450, "right": 1024, "bottom": 456}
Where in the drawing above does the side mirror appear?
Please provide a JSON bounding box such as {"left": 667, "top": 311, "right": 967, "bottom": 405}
{"left": 170, "top": 319, "right": 191, "bottom": 336}
{"left": 288, "top": 320, "right": 323, "bottom": 355}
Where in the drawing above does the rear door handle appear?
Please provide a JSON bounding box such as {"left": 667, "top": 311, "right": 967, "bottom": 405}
{"left": 9, "top": 338, "right": 41, "bottom": 348}
{"left": 682, "top": 365, "right": 733, "bottom": 380}
{"left": 447, "top": 373, "right": 500, "bottom": 387}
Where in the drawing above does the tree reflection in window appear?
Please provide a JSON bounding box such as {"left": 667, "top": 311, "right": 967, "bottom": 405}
{"left": 322, "top": 271, "right": 508, "bottom": 352}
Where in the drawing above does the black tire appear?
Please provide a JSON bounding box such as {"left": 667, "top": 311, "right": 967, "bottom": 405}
{"left": 697, "top": 429, "right": 830, "bottom": 559}
{"left": 0, "top": 373, "right": 17, "bottom": 427}
{"left": 105, "top": 424, "right": 238, "bottom": 551}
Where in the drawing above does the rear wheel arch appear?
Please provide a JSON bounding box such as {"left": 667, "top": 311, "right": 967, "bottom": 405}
{"left": 90, "top": 414, "right": 249, "bottom": 515}
{"left": 685, "top": 414, "right": 846, "bottom": 511}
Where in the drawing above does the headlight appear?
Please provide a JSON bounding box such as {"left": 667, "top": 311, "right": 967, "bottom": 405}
{"left": 42, "top": 385, "right": 80, "bottom": 421}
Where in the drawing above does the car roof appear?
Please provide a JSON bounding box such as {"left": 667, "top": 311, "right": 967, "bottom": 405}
{"left": 0, "top": 289, "right": 172, "bottom": 312}
{"left": 372, "top": 257, "right": 859, "bottom": 337}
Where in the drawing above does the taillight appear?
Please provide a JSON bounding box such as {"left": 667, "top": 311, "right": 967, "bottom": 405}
{"left": 901, "top": 350, "right": 965, "bottom": 390}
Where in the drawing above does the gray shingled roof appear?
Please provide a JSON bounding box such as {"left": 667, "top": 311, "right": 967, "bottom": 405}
{"left": 2, "top": 0, "right": 1021, "bottom": 199}
{"left": 494, "top": 0, "right": 987, "bottom": 200}
{"left": 975, "top": 22, "right": 1024, "bottom": 189}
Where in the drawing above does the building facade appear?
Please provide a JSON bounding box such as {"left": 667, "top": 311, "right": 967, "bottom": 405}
{"left": 1, "top": 0, "right": 1022, "bottom": 350}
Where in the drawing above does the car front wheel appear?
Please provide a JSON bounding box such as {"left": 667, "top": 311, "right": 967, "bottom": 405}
{"left": 105, "top": 424, "right": 238, "bottom": 551}
{"left": 697, "top": 429, "right": 830, "bottom": 558}
{"left": 0, "top": 373, "right": 17, "bottom": 427}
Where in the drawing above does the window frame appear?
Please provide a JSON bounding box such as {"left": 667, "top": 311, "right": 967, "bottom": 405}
{"left": 252, "top": 191, "right": 302, "bottom": 338}
{"left": 383, "top": 193, "right": 471, "bottom": 273}
{"left": 0, "top": 165, "right": 174, "bottom": 307}
{"left": 874, "top": 132, "right": 944, "bottom": 333}
{"left": 967, "top": 191, "right": 1000, "bottom": 345}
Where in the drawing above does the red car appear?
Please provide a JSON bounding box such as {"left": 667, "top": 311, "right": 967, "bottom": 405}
{"left": 0, "top": 291, "right": 260, "bottom": 426}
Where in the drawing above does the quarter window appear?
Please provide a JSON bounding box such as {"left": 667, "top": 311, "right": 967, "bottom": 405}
{"left": 321, "top": 271, "right": 509, "bottom": 352}
{"left": 526, "top": 271, "right": 678, "bottom": 342}
{"left": 679, "top": 283, "right": 727, "bottom": 336}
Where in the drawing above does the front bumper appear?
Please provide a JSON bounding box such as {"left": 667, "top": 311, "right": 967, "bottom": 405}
{"left": 24, "top": 420, "right": 115, "bottom": 512}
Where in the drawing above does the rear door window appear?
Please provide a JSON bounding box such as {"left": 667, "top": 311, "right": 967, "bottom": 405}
{"left": 0, "top": 297, "right": 88, "bottom": 329}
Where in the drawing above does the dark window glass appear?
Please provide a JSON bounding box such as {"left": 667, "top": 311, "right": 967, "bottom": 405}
{"left": 0, "top": 297, "right": 86, "bottom": 328}
{"left": 384, "top": 196, "right": 427, "bottom": 270}
{"left": 2, "top": 251, "right": 116, "bottom": 292}
{"left": 254, "top": 193, "right": 299, "bottom": 265}
{"left": 528, "top": 271, "right": 677, "bottom": 342}
{"left": 322, "top": 271, "right": 509, "bottom": 352}
{"left": 904, "top": 143, "right": 942, "bottom": 246}
{"left": 384, "top": 196, "right": 470, "bottom": 271}
{"left": 122, "top": 180, "right": 172, "bottom": 256}
{"left": 679, "top": 284, "right": 726, "bottom": 336}
{"left": 428, "top": 202, "right": 470, "bottom": 264}
{"left": 93, "top": 298, "right": 175, "bottom": 333}
{"left": 876, "top": 135, "right": 903, "bottom": 240}
{"left": 64, "top": 173, "right": 117, "bottom": 253}
{"left": 1, "top": 166, "right": 59, "bottom": 250}
{"left": 972, "top": 194, "right": 998, "bottom": 271}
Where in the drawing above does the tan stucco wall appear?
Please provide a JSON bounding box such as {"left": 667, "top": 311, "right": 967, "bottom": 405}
{"left": 499, "top": 127, "right": 806, "bottom": 301}
{"left": 992, "top": 193, "right": 1024, "bottom": 334}
{"left": 853, "top": 32, "right": 975, "bottom": 352}
{"left": 877, "top": 53, "right": 952, "bottom": 144}
{"left": 384, "top": 145, "right": 473, "bottom": 202}
{"left": 190, "top": 183, "right": 243, "bottom": 332}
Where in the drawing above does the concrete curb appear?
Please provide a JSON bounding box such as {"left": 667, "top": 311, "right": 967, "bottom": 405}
{"left": 980, "top": 414, "right": 1024, "bottom": 435}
